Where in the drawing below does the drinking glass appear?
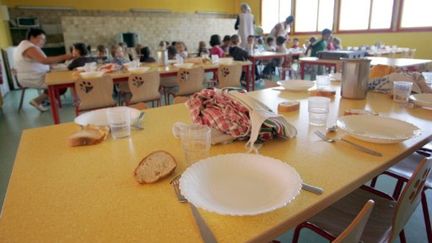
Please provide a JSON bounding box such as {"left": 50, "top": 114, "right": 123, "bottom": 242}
{"left": 180, "top": 125, "right": 211, "bottom": 166}
{"left": 107, "top": 107, "right": 131, "bottom": 139}
{"left": 308, "top": 97, "right": 330, "bottom": 126}
{"left": 393, "top": 81, "right": 413, "bottom": 103}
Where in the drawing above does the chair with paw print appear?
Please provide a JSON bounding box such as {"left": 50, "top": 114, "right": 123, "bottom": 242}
{"left": 217, "top": 64, "right": 242, "bottom": 88}
{"left": 74, "top": 75, "right": 116, "bottom": 115}
{"left": 292, "top": 157, "right": 432, "bottom": 243}
{"left": 126, "top": 71, "right": 161, "bottom": 108}
{"left": 165, "top": 67, "right": 204, "bottom": 105}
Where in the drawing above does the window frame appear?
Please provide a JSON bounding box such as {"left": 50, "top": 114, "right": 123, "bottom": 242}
{"left": 336, "top": 0, "right": 397, "bottom": 33}
{"left": 260, "top": 0, "right": 292, "bottom": 34}
{"left": 292, "top": 0, "right": 336, "bottom": 35}
{"left": 397, "top": 0, "right": 432, "bottom": 32}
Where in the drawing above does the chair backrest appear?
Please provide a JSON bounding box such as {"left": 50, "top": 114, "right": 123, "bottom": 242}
{"left": 75, "top": 75, "right": 116, "bottom": 111}
{"left": 176, "top": 67, "right": 204, "bottom": 96}
{"left": 217, "top": 64, "right": 242, "bottom": 88}
{"left": 390, "top": 157, "right": 432, "bottom": 241}
{"left": 128, "top": 71, "right": 161, "bottom": 104}
{"left": 333, "top": 200, "right": 375, "bottom": 243}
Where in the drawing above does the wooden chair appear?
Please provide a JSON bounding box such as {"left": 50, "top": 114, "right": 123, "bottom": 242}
{"left": 370, "top": 150, "right": 432, "bottom": 243}
{"left": 126, "top": 71, "right": 161, "bottom": 107}
{"left": 292, "top": 157, "right": 432, "bottom": 243}
{"left": 217, "top": 64, "right": 242, "bottom": 88}
{"left": 74, "top": 75, "right": 116, "bottom": 115}
{"left": 165, "top": 67, "right": 204, "bottom": 105}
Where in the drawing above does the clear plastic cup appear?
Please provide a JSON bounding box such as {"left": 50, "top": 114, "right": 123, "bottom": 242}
{"left": 308, "top": 97, "right": 331, "bottom": 126}
{"left": 422, "top": 72, "right": 432, "bottom": 87}
{"left": 316, "top": 75, "right": 330, "bottom": 88}
{"left": 180, "top": 125, "right": 211, "bottom": 166}
{"left": 106, "top": 107, "right": 131, "bottom": 139}
{"left": 393, "top": 81, "right": 413, "bottom": 103}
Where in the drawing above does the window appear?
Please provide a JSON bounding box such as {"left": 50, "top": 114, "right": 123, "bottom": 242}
{"left": 339, "top": 0, "right": 394, "bottom": 31}
{"left": 262, "top": 0, "right": 292, "bottom": 33}
{"left": 294, "top": 0, "right": 334, "bottom": 33}
{"left": 400, "top": 0, "right": 432, "bottom": 28}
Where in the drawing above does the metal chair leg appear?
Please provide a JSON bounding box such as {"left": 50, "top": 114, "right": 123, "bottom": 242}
{"left": 18, "top": 88, "right": 26, "bottom": 111}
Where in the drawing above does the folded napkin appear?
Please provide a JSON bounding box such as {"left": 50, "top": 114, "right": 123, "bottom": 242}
{"left": 369, "top": 72, "right": 432, "bottom": 94}
{"left": 186, "top": 89, "right": 297, "bottom": 153}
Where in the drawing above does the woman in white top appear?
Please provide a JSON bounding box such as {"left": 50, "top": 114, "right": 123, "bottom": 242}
{"left": 270, "top": 16, "right": 294, "bottom": 39}
{"left": 14, "top": 28, "right": 71, "bottom": 111}
{"left": 235, "top": 3, "right": 255, "bottom": 49}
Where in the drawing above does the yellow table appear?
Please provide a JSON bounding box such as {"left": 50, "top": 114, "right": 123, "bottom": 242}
{"left": 45, "top": 61, "right": 251, "bottom": 124}
{"left": 1, "top": 87, "right": 431, "bottom": 242}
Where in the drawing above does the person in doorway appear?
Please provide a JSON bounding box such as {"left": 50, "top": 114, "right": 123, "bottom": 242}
{"left": 14, "top": 28, "right": 72, "bottom": 112}
{"left": 270, "top": 16, "right": 294, "bottom": 39}
{"left": 234, "top": 3, "right": 255, "bottom": 49}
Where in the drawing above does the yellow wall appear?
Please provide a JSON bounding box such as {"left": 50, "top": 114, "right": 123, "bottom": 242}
{"left": 0, "top": 0, "right": 12, "bottom": 48}
{"left": 4, "top": 0, "right": 237, "bottom": 13}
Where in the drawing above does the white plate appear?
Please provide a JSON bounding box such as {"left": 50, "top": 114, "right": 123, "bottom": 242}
{"left": 337, "top": 115, "right": 421, "bottom": 144}
{"left": 179, "top": 153, "right": 302, "bottom": 216}
{"left": 410, "top": 93, "right": 432, "bottom": 109}
{"left": 79, "top": 71, "right": 105, "bottom": 79}
{"left": 74, "top": 107, "right": 141, "bottom": 126}
{"left": 173, "top": 63, "right": 194, "bottom": 69}
{"left": 128, "top": 67, "right": 150, "bottom": 74}
{"left": 277, "top": 80, "right": 315, "bottom": 91}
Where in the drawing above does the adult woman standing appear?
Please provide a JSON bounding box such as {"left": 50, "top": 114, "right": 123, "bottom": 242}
{"left": 14, "top": 28, "right": 72, "bottom": 111}
{"left": 234, "top": 3, "right": 255, "bottom": 49}
{"left": 270, "top": 16, "right": 294, "bottom": 39}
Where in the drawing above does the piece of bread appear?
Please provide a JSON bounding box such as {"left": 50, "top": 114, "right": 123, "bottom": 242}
{"left": 308, "top": 88, "right": 336, "bottom": 97}
{"left": 278, "top": 101, "right": 300, "bottom": 112}
{"left": 134, "top": 151, "right": 177, "bottom": 184}
{"left": 68, "top": 125, "right": 108, "bottom": 146}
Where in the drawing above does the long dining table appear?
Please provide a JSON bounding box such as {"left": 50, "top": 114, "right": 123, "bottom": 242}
{"left": 45, "top": 61, "right": 252, "bottom": 124}
{"left": 1, "top": 84, "right": 431, "bottom": 242}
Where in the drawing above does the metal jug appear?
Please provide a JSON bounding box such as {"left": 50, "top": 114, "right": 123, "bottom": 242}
{"left": 157, "top": 49, "right": 168, "bottom": 66}
{"left": 340, "top": 59, "right": 371, "bottom": 99}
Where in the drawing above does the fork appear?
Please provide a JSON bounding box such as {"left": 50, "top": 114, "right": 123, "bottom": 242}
{"left": 132, "top": 112, "right": 145, "bottom": 130}
{"left": 314, "top": 130, "right": 383, "bottom": 157}
{"left": 170, "top": 175, "right": 217, "bottom": 243}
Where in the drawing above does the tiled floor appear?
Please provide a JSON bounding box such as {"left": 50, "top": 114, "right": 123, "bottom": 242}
{"left": 0, "top": 89, "right": 430, "bottom": 242}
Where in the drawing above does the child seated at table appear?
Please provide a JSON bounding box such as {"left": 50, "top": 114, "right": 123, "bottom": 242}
{"left": 228, "top": 34, "right": 249, "bottom": 61}
{"left": 245, "top": 35, "right": 255, "bottom": 55}
{"left": 96, "top": 44, "right": 109, "bottom": 63}
{"left": 292, "top": 38, "right": 300, "bottom": 49}
{"left": 67, "top": 42, "right": 96, "bottom": 70}
{"left": 139, "top": 46, "right": 156, "bottom": 63}
{"left": 111, "top": 44, "right": 129, "bottom": 67}
{"left": 256, "top": 37, "right": 265, "bottom": 52}
{"left": 309, "top": 29, "right": 332, "bottom": 57}
{"left": 209, "top": 34, "right": 225, "bottom": 58}
{"left": 333, "top": 37, "right": 342, "bottom": 50}
{"left": 265, "top": 36, "right": 276, "bottom": 51}
{"left": 167, "top": 45, "right": 177, "bottom": 60}
{"left": 221, "top": 35, "right": 231, "bottom": 54}
{"left": 197, "top": 41, "right": 209, "bottom": 57}
{"left": 304, "top": 36, "right": 317, "bottom": 56}
{"left": 175, "top": 41, "right": 188, "bottom": 59}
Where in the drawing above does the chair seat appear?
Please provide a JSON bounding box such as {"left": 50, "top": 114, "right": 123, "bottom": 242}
{"left": 386, "top": 153, "right": 432, "bottom": 189}
{"left": 309, "top": 187, "right": 396, "bottom": 243}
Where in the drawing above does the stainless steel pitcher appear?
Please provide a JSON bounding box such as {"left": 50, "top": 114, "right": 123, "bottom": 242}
{"left": 340, "top": 59, "right": 371, "bottom": 99}
{"left": 157, "top": 49, "right": 168, "bottom": 66}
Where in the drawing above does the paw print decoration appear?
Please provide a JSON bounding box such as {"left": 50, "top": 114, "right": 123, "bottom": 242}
{"left": 79, "top": 81, "right": 93, "bottom": 93}
{"left": 179, "top": 71, "right": 190, "bottom": 82}
{"left": 222, "top": 67, "right": 230, "bottom": 77}
{"left": 132, "top": 76, "right": 144, "bottom": 88}
{"left": 408, "top": 166, "right": 431, "bottom": 203}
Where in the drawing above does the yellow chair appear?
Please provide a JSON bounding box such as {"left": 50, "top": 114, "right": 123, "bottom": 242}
{"left": 126, "top": 71, "right": 161, "bottom": 107}
{"left": 292, "top": 157, "right": 432, "bottom": 243}
{"left": 74, "top": 75, "right": 116, "bottom": 115}
{"left": 217, "top": 64, "right": 243, "bottom": 88}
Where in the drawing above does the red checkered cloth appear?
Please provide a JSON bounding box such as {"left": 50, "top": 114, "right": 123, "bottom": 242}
{"left": 186, "top": 89, "right": 251, "bottom": 138}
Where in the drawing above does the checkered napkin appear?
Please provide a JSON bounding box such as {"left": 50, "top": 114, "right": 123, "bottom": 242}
{"left": 186, "top": 89, "right": 297, "bottom": 153}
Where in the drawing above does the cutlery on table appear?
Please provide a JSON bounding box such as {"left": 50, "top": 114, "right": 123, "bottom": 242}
{"left": 132, "top": 112, "right": 145, "bottom": 130}
{"left": 301, "top": 183, "right": 324, "bottom": 195}
{"left": 314, "top": 130, "right": 383, "bottom": 157}
{"left": 170, "top": 175, "right": 217, "bottom": 243}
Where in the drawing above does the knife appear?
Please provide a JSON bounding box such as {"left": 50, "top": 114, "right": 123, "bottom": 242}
{"left": 302, "top": 183, "right": 324, "bottom": 195}
{"left": 189, "top": 203, "right": 218, "bottom": 243}
{"left": 340, "top": 138, "right": 383, "bottom": 157}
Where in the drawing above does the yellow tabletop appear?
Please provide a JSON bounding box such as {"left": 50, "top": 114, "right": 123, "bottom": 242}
{"left": 1, "top": 87, "right": 431, "bottom": 242}
{"left": 45, "top": 61, "right": 252, "bottom": 86}
{"left": 299, "top": 56, "right": 432, "bottom": 68}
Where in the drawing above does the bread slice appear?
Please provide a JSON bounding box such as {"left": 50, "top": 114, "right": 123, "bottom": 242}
{"left": 68, "top": 125, "right": 108, "bottom": 146}
{"left": 134, "top": 151, "right": 177, "bottom": 184}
